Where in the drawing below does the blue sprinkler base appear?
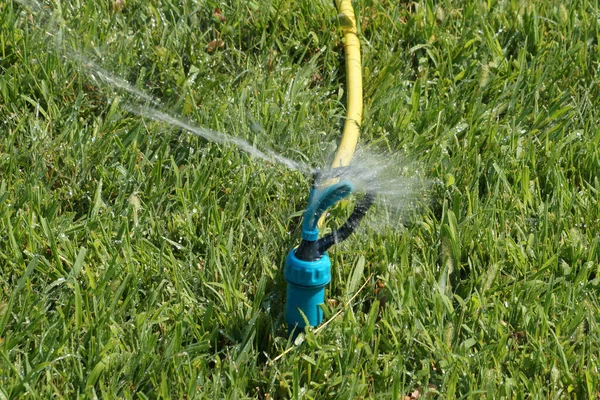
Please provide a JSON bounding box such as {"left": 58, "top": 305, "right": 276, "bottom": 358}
{"left": 284, "top": 249, "right": 331, "bottom": 334}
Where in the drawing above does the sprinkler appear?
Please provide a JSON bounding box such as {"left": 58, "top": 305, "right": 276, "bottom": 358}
{"left": 284, "top": 170, "right": 375, "bottom": 335}
{"left": 283, "top": 0, "right": 365, "bottom": 336}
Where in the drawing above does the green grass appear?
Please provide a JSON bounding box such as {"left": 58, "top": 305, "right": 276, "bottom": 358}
{"left": 1, "top": 0, "right": 600, "bottom": 398}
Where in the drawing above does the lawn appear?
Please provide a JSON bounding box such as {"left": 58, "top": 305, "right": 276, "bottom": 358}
{"left": 1, "top": 0, "right": 600, "bottom": 398}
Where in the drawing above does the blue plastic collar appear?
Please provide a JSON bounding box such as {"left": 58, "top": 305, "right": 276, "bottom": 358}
{"left": 284, "top": 249, "right": 332, "bottom": 331}
{"left": 284, "top": 249, "right": 331, "bottom": 287}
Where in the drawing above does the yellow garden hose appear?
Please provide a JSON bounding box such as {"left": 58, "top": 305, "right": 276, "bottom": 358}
{"left": 318, "top": 0, "right": 363, "bottom": 228}
{"left": 332, "top": 0, "right": 362, "bottom": 168}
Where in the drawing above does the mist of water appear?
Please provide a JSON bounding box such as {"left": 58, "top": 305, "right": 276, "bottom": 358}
{"left": 316, "top": 148, "right": 432, "bottom": 227}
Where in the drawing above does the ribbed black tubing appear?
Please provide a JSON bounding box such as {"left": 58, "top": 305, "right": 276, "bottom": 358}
{"left": 316, "top": 191, "right": 376, "bottom": 255}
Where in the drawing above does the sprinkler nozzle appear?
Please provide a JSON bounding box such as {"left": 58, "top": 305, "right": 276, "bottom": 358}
{"left": 284, "top": 171, "right": 375, "bottom": 335}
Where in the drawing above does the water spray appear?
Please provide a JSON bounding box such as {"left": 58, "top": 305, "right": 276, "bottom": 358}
{"left": 284, "top": 169, "right": 375, "bottom": 334}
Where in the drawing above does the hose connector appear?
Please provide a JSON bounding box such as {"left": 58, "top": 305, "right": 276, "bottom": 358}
{"left": 284, "top": 171, "right": 375, "bottom": 335}
{"left": 284, "top": 249, "right": 331, "bottom": 334}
